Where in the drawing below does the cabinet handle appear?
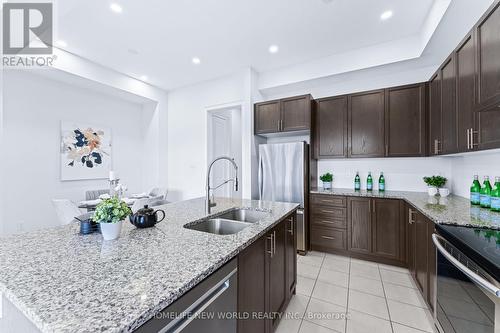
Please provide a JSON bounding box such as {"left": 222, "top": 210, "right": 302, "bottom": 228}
{"left": 467, "top": 129, "right": 471, "bottom": 150}
{"left": 408, "top": 209, "right": 416, "bottom": 224}
{"left": 288, "top": 219, "right": 294, "bottom": 235}
{"left": 471, "top": 128, "right": 478, "bottom": 147}
{"left": 385, "top": 144, "right": 389, "bottom": 156}
{"left": 320, "top": 209, "right": 336, "bottom": 214}
{"left": 318, "top": 220, "right": 336, "bottom": 225}
{"left": 434, "top": 140, "right": 441, "bottom": 154}
{"left": 321, "top": 236, "right": 336, "bottom": 240}
{"left": 267, "top": 234, "right": 273, "bottom": 258}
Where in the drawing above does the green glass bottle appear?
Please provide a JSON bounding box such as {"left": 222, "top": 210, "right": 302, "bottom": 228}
{"left": 470, "top": 175, "right": 481, "bottom": 205}
{"left": 480, "top": 176, "right": 492, "bottom": 208}
{"left": 379, "top": 172, "right": 385, "bottom": 192}
{"left": 367, "top": 172, "right": 373, "bottom": 191}
{"left": 354, "top": 172, "right": 361, "bottom": 191}
{"left": 491, "top": 177, "right": 500, "bottom": 212}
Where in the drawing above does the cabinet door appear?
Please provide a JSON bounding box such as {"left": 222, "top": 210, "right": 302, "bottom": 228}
{"left": 427, "top": 221, "right": 436, "bottom": 311}
{"left": 372, "top": 199, "right": 402, "bottom": 261}
{"left": 385, "top": 84, "right": 426, "bottom": 157}
{"left": 476, "top": 103, "right": 500, "bottom": 150}
{"left": 315, "top": 96, "right": 348, "bottom": 158}
{"left": 476, "top": 1, "right": 500, "bottom": 108}
{"left": 456, "top": 34, "right": 476, "bottom": 152}
{"left": 407, "top": 207, "right": 416, "bottom": 278}
{"left": 348, "top": 90, "right": 385, "bottom": 158}
{"left": 441, "top": 56, "right": 458, "bottom": 155}
{"left": 429, "top": 73, "right": 442, "bottom": 155}
{"left": 238, "top": 237, "right": 268, "bottom": 333}
{"left": 281, "top": 95, "right": 311, "bottom": 132}
{"left": 255, "top": 100, "right": 281, "bottom": 134}
{"left": 414, "top": 212, "right": 428, "bottom": 295}
{"left": 347, "top": 198, "right": 372, "bottom": 254}
{"left": 269, "top": 222, "right": 287, "bottom": 331}
{"left": 285, "top": 214, "right": 297, "bottom": 299}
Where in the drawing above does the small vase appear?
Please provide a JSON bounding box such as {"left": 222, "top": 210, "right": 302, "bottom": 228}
{"left": 322, "top": 181, "right": 332, "bottom": 190}
{"left": 427, "top": 187, "right": 438, "bottom": 196}
{"left": 439, "top": 188, "right": 450, "bottom": 197}
{"left": 100, "top": 220, "right": 123, "bottom": 240}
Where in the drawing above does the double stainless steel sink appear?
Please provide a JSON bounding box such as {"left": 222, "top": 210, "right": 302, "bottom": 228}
{"left": 184, "top": 208, "right": 270, "bottom": 235}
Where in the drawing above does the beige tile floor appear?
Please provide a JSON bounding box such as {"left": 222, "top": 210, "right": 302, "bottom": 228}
{"left": 277, "top": 251, "right": 437, "bottom": 333}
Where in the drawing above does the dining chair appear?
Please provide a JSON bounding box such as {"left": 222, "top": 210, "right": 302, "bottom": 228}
{"left": 131, "top": 196, "right": 163, "bottom": 213}
{"left": 52, "top": 199, "right": 82, "bottom": 226}
{"left": 85, "top": 189, "right": 110, "bottom": 200}
{"left": 149, "top": 187, "right": 168, "bottom": 200}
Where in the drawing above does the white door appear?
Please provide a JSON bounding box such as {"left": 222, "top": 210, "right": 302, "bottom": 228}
{"left": 209, "top": 114, "right": 231, "bottom": 198}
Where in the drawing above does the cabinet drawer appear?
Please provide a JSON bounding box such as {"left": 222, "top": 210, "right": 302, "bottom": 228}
{"left": 310, "top": 195, "right": 346, "bottom": 207}
{"left": 311, "top": 227, "right": 346, "bottom": 250}
{"left": 312, "top": 206, "right": 346, "bottom": 219}
{"left": 311, "top": 215, "right": 346, "bottom": 229}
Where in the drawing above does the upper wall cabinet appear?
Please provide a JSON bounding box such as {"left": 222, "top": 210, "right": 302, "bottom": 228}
{"left": 440, "top": 56, "right": 459, "bottom": 155}
{"left": 429, "top": 73, "right": 442, "bottom": 155}
{"left": 254, "top": 95, "right": 311, "bottom": 135}
{"left": 476, "top": 1, "right": 500, "bottom": 109}
{"left": 348, "top": 90, "right": 385, "bottom": 158}
{"left": 314, "top": 96, "right": 348, "bottom": 159}
{"left": 385, "top": 83, "right": 427, "bottom": 157}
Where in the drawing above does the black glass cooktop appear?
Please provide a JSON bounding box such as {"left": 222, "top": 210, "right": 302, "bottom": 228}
{"left": 436, "top": 223, "right": 500, "bottom": 281}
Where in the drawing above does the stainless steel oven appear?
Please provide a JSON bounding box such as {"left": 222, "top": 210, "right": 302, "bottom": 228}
{"left": 433, "top": 226, "right": 500, "bottom": 333}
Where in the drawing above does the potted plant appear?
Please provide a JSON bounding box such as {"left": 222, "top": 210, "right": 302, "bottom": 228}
{"left": 320, "top": 172, "right": 333, "bottom": 190}
{"left": 92, "top": 197, "right": 132, "bottom": 240}
{"left": 423, "top": 176, "right": 448, "bottom": 197}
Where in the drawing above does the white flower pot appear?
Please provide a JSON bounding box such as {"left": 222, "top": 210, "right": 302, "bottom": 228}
{"left": 439, "top": 188, "right": 450, "bottom": 197}
{"left": 100, "top": 221, "right": 123, "bottom": 240}
{"left": 322, "top": 181, "right": 332, "bottom": 190}
{"left": 427, "top": 187, "right": 438, "bottom": 196}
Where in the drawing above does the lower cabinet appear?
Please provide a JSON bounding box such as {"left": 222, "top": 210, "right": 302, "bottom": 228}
{"left": 408, "top": 206, "right": 436, "bottom": 311}
{"left": 238, "top": 212, "right": 297, "bottom": 333}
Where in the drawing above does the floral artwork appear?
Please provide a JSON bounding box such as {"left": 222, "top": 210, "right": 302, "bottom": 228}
{"left": 61, "top": 121, "right": 112, "bottom": 180}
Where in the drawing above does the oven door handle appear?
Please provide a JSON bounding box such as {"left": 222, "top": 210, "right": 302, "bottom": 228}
{"left": 432, "top": 234, "right": 500, "bottom": 298}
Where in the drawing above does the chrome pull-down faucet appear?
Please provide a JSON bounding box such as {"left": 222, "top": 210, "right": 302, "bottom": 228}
{"left": 206, "top": 156, "right": 239, "bottom": 214}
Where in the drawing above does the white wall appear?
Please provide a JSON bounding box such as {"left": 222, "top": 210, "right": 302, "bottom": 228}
{"left": 167, "top": 73, "right": 246, "bottom": 201}
{"left": 1, "top": 70, "right": 153, "bottom": 234}
{"left": 450, "top": 150, "right": 500, "bottom": 198}
{"left": 317, "top": 157, "right": 452, "bottom": 193}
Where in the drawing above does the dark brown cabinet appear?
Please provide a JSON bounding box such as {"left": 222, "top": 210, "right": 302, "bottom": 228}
{"left": 348, "top": 90, "right": 385, "bottom": 158}
{"left": 314, "top": 96, "right": 348, "bottom": 158}
{"left": 237, "top": 212, "right": 297, "bottom": 333}
{"left": 476, "top": 1, "right": 500, "bottom": 109}
{"left": 407, "top": 206, "right": 436, "bottom": 310}
{"left": 440, "top": 56, "right": 459, "bottom": 155}
{"left": 429, "top": 72, "right": 442, "bottom": 155}
{"left": 476, "top": 103, "right": 500, "bottom": 150}
{"left": 456, "top": 33, "right": 476, "bottom": 152}
{"left": 254, "top": 95, "right": 311, "bottom": 135}
{"left": 372, "top": 199, "right": 404, "bottom": 262}
{"left": 347, "top": 198, "right": 372, "bottom": 254}
{"left": 385, "top": 84, "right": 427, "bottom": 157}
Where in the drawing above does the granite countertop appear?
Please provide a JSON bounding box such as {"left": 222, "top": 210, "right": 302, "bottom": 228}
{"left": 0, "top": 197, "right": 299, "bottom": 333}
{"left": 311, "top": 188, "right": 500, "bottom": 230}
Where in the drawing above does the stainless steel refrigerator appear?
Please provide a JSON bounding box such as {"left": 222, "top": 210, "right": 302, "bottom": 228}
{"left": 258, "top": 142, "right": 309, "bottom": 254}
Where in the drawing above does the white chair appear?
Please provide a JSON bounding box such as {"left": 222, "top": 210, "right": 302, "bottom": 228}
{"left": 52, "top": 199, "right": 82, "bottom": 225}
{"left": 85, "top": 189, "right": 109, "bottom": 200}
{"left": 131, "top": 196, "right": 163, "bottom": 213}
{"left": 149, "top": 187, "right": 168, "bottom": 200}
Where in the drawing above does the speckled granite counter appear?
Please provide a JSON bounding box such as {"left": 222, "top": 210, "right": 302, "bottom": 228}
{"left": 311, "top": 188, "right": 500, "bottom": 230}
{"left": 0, "top": 197, "right": 299, "bottom": 333}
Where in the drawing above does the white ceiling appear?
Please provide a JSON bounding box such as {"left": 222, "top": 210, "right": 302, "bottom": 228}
{"left": 56, "top": 0, "right": 439, "bottom": 90}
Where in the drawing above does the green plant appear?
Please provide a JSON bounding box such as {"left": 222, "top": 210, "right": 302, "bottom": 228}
{"left": 320, "top": 172, "right": 333, "bottom": 182}
{"left": 423, "top": 176, "right": 447, "bottom": 188}
{"left": 92, "top": 197, "right": 132, "bottom": 224}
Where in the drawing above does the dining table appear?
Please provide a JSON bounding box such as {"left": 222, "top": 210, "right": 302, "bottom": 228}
{"left": 78, "top": 194, "right": 150, "bottom": 210}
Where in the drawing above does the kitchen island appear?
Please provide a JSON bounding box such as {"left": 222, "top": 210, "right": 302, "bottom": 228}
{"left": 0, "top": 197, "right": 299, "bottom": 333}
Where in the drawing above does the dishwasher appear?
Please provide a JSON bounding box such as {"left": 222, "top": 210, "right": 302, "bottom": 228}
{"left": 135, "top": 259, "right": 237, "bottom": 333}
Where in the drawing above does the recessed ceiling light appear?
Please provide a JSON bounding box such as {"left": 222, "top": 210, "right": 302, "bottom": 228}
{"left": 192, "top": 57, "right": 201, "bottom": 65}
{"left": 55, "top": 40, "right": 67, "bottom": 48}
{"left": 110, "top": 3, "right": 123, "bottom": 13}
{"left": 140, "top": 75, "right": 148, "bottom": 81}
{"left": 380, "top": 10, "right": 393, "bottom": 21}
{"left": 269, "top": 45, "right": 279, "bottom": 54}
